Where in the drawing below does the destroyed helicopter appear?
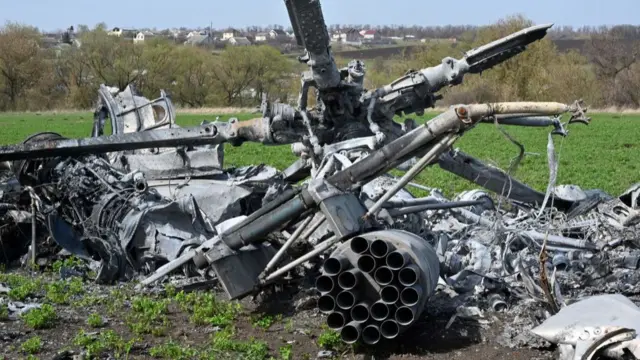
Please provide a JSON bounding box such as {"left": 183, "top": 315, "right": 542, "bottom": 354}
{"left": 0, "top": 0, "right": 618, "bottom": 349}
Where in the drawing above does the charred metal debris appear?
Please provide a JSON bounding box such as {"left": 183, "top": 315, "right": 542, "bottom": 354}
{"left": 0, "top": 1, "right": 639, "bottom": 358}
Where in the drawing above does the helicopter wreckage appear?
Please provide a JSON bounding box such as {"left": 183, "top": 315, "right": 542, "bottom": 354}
{"left": 2, "top": 1, "right": 640, "bottom": 359}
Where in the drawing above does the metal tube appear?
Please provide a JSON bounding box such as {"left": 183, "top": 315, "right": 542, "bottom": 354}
{"left": 488, "top": 293, "right": 507, "bottom": 312}
{"left": 380, "top": 285, "right": 400, "bottom": 304}
{"left": 521, "top": 230, "right": 598, "bottom": 250}
{"left": 382, "top": 196, "right": 439, "bottom": 208}
{"left": 0, "top": 124, "right": 229, "bottom": 161}
{"left": 350, "top": 237, "right": 370, "bottom": 254}
{"left": 370, "top": 239, "right": 391, "bottom": 258}
{"left": 386, "top": 250, "right": 411, "bottom": 270}
{"left": 327, "top": 109, "right": 460, "bottom": 191}
{"left": 374, "top": 266, "right": 394, "bottom": 286}
{"left": 400, "top": 285, "right": 422, "bottom": 306}
{"left": 265, "top": 236, "right": 339, "bottom": 281}
{"left": 263, "top": 215, "right": 313, "bottom": 275}
{"left": 395, "top": 305, "right": 418, "bottom": 326}
{"left": 552, "top": 253, "right": 570, "bottom": 271}
{"left": 315, "top": 275, "right": 335, "bottom": 294}
{"left": 356, "top": 255, "right": 376, "bottom": 273}
{"left": 30, "top": 197, "right": 36, "bottom": 265}
{"left": 327, "top": 311, "right": 347, "bottom": 330}
{"left": 365, "top": 133, "right": 458, "bottom": 217}
{"left": 351, "top": 302, "right": 370, "bottom": 323}
{"left": 337, "top": 269, "right": 361, "bottom": 290}
{"left": 318, "top": 294, "right": 335, "bottom": 313}
{"left": 341, "top": 321, "right": 361, "bottom": 344}
{"left": 370, "top": 301, "right": 390, "bottom": 321}
{"left": 380, "top": 320, "right": 400, "bottom": 339}
{"left": 223, "top": 196, "right": 309, "bottom": 250}
{"left": 223, "top": 188, "right": 298, "bottom": 236}
{"left": 362, "top": 324, "right": 381, "bottom": 345}
{"left": 386, "top": 200, "right": 486, "bottom": 216}
{"left": 398, "top": 264, "right": 420, "bottom": 286}
{"left": 300, "top": 213, "right": 326, "bottom": 240}
{"left": 323, "top": 255, "right": 350, "bottom": 276}
{"left": 336, "top": 290, "right": 357, "bottom": 310}
{"left": 480, "top": 114, "right": 557, "bottom": 127}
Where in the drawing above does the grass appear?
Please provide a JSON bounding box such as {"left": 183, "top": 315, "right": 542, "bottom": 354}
{"left": 0, "top": 111, "right": 638, "bottom": 197}
{"left": 20, "top": 336, "right": 43, "bottom": 354}
{"left": 22, "top": 304, "right": 57, "bottom": 329}
{"left": 0, "top": 268, "right": 309, "bottom": 359}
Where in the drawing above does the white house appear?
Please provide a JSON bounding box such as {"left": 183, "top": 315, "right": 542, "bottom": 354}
{"left": 108, "top": 27, "right": 122, "bottom": 36}
{"left": 255, "top": 33, "right": 268, "bottom": 42}
{"left": 222, "top": 29, "right": 240, "bottom": 40}
{"left": 187, "top": 30, "right": 205, "bottom": 38}
{"left": 269, "top": 28, "right": 288, "bottom": 40}
{"left": 133, "top": 31, "right": 154, "bottom": 43}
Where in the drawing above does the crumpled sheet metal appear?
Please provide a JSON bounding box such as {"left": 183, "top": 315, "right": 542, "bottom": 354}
{"left": 150, "top": 179, "right": 255, "bottom": 229}
{"left": 148, "top": 165, "right": 282, "bottom": 227}
{"left": 122, "top": 194, "right": 211, "bottom": 264}
{"left": 113, "top": 146, "right": 225, "bottom": 180}
{"left": 531, "top": 294, "right": 640, "bottom": 360}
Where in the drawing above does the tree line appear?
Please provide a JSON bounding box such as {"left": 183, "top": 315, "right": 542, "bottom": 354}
{"left": 0, "top": 23, "right": 298, "bottom": 111}
{"left": 0, "top": 17, "right": 639, "bottom": 112}
{"left": 360, "top": 16, "right": 640, "bottom": 109}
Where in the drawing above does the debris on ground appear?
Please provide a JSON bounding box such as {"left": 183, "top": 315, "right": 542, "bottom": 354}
{"left": 0, "top": 1, "right": 636, "bottom": 359}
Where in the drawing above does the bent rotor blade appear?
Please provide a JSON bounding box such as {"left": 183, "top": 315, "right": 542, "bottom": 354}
{"left": 465, "top": 23, "right": 553, "bottom": 74}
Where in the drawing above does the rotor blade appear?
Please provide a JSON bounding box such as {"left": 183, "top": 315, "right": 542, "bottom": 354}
{"left": 465, "top": 23, "right": 553, "bottom": 74}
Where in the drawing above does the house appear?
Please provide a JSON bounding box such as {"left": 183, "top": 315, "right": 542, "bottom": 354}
{"left": 338, "top": 28, "right": 361, "bottom": 45}
{"left": 184, "top": 33, "right": 216, "bottom": 47}
{"left": 133, "top": 31, "right": 155, "bottom": 43}
{"left": 108, "top": 27, "right": 122, "bottom": 36}
{"left": 228, "top": 36, "right": 251, "bottom": 46}
{"left": 269, "top": 28, "right": 288, "bottom": 40}
{"left": 255, "top": 33, "right": 268, "bottom": 42}
{"left": 187, "top": 30, "right": 205, "bottom": 38}
{"left": 359, "top": 30, "right": 379, "bottom": 40}
{"left": 222, "top": 28, "right": 240, "bottom": 40}
{"left": 108, "top": 27, "right": 136, "bottom": 39}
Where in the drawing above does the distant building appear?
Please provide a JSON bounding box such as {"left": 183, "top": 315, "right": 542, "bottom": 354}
{"left": 228, "top": 36, "right": 251, "bottom": 46}
{"left": 108, "top": 27, "right": 122, "bottom": 36}
{"left": 184, "top": 33, "right": 217, "bottom": 47}
{"left": 339, "top": 28, "right": 361, "bottom": 45}
{"left": 255, "top": 32, "right": 268, "bottom": 42}
{"left": 359, "top": 30, "right": 379, "bottom": 40}
{"left": 222, "top": 28, "right": 240, "bottom": 40}
{"left": 187, "top": 30, "right": 205, "bottom": 38}
{"left": 269, "top": 28, "right": 288, "bottom": 40}
{"left": 134, "top": 31, "right": 155, "bottom": 43}
{"left": 109, "top": 28, "right": 136, "bottom": 39}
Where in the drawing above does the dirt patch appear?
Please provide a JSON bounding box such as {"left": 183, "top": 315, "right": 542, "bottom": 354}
{"left": 0, "top": 270, "right": 557, "bottom": 359}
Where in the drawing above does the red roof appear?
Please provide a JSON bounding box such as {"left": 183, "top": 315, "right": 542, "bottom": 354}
{"left": 362, "top": 30, "right": 376, "bottom": 35}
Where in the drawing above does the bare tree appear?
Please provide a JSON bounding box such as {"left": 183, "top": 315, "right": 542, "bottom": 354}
{"left": 0, "top": 23, "right": 45, "bottom": 110}
{"left": 586, "top": 28, "right": 640, "bottom": 107}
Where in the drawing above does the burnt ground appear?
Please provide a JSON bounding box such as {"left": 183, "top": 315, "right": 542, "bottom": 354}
{"left": 0, "top": 266, "right": 556, "bottom": 360}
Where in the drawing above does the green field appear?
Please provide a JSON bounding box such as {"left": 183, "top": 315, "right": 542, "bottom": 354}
{"left": 0, "top": 112, "right": 638, "bottom": 197}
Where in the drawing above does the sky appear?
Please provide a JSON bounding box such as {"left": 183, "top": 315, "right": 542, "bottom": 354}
{"left": 0, "top": 0, "right": 638, "bottom": 32}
